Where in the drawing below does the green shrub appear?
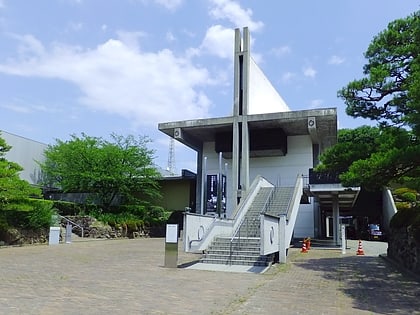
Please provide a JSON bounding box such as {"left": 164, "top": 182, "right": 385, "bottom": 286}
{"left": 53, "top": 200, "right": 98, "bottom": 216}
{"left": 390, "top": 208, "right": 419, "bottom": 228}
{"left": 395, "top": 201, "right": 412, "bottom": 211}
{"left": 27, "top": 200, "right": 56, "bottom": 229}
{"left": 401, "top": 192, "right": 417, "bottom": 203}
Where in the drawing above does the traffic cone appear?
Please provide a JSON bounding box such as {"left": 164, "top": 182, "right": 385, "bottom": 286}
{"left": 356, "top": 240, "right": 365, "bottom": 255}
{"left": 301, "top": 240, "right": 308, "bottom": 253}
{"left": 305, "top": 237, "right": 311, "bottom": 250}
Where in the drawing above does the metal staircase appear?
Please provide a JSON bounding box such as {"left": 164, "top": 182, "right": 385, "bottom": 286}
{"left": 200, "top": 187, "right": 295, "bottom": 267}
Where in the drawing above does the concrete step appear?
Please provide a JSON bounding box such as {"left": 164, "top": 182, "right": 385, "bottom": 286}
{"left": 200, "top": 257, "right": 270, "bottom": 267}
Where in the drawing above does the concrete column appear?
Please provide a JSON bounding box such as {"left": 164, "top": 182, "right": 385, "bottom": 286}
{"left": 240, "top": 27, "right": 250, "bottom": 191}
{"left": 196, "top": 149, "right": 204, "bottom": 215}
{"left": 233, "top": 28, "right": 241, "bottom": 117}
{"left": 231, "top": 118, "right": 240, "bottom": 211}
{"left": 278, "top": 215, "right": 287, "bottom": 263}
{"left": 332, "top": 193, "right": 340, "bottom": 245}
{"left": 241, "top": 117, "right": 249, "bottom": 191}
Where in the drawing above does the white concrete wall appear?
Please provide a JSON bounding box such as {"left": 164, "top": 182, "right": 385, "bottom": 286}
{"left": 1, "top": 130, "right": 47, "bottom": 185}
{"left": 248, "top": 58, "right": 290, "bottom": 114}
{"left": 382, "top": 188, "right": 397, "bottom": 235}
{"left": 294, "top": 203, "right": 315, "bottom": 238}
{"left": 202, "top": 135, "right": 316, "bottom": 237}
{"left": 249, "top": 135, "right": 313, "bottom": 185}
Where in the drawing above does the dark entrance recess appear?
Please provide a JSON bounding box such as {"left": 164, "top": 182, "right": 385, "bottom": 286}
{"left": 215, "top": 128, "right": 287, "bottom": 158}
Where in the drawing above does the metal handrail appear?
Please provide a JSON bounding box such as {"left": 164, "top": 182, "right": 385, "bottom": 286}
{"left": 229, "top": 186, "right": 274, "bottom": 264}
{"left": 188, "top": 217, "right": 217, "bottom": 249}
{"left": 261, "top": 186, "right": 275, "bottom": 215}
{"left": 58, "top": 214, "right": 84, "bottom": 238}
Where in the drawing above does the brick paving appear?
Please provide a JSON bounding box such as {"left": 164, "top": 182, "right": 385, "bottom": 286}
{"left": 0, "top": 238, "right": 418, "bottom": 315}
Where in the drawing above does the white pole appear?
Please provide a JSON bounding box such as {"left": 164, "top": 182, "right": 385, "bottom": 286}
{"left": 202, "top": 156, "right": 207, "bottom": 215}
{"left": 341, "top": 225, "right": 346, "bottom": 254}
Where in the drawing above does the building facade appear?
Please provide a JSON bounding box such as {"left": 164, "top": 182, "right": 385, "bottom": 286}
{"left": 1, "top": 130, "right": 47, "bottom": 186}
{"left": 159, "top": 28, "right": 340, "bottom": 239}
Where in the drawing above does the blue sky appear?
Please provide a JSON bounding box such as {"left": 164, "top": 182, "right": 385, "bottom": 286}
{"left": 0, "top": 0, "right": 418, "bottom": 173}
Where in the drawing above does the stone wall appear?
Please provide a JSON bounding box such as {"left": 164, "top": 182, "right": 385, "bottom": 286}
{"left": 60, "top": 216, "right": 150, "bottom": 239}
{"left": 387, "top": 226, "right": 420, "bottom": 275}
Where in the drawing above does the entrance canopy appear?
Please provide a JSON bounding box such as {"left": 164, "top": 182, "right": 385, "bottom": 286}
{"left": 158, "top": 108, "right": 337, "bottom": 153}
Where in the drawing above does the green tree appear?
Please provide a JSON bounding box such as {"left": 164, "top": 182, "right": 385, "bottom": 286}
{"left": 324, "top": 11, "right": 420, "bottom": 190}
{"left": 317, "top": 126, "right": 381, "bottom": 174}
{"left": 339, "top": 10, "right": 420, "bottom": 133}
{"left": 0, "top": 134, "right": 41, "bottom": 210}
{"left": 40, "top": 133, "right": 161, "bottom": 210}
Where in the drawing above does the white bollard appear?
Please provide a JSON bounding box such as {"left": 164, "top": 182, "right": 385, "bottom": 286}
{"left": 341, "top": 225, "right": 346, "bottom": 254}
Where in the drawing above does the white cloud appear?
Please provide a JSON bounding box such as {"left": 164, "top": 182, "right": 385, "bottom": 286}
{"left": 303, "top": 66, "right": 316, "bottom": 78}
{"left": 328, "top": 55, "right": 345, "bottom": 65}
{"left": 310, "top": 99, "right": 323, "bottom": 108}
{"left": 0, "top": 35, "right": 214, "bottom": 126}
{"left": 101, "top": 24, "right": 108, "bottom": 32}
{"left": 2, "top": 102, "right": 49, "bottom": 114}
{"left": 8, "top": 33, "right": 46, "bottom": 57}
{"left": 116, "top": 30, "right": 147, "bottom": 51}
{"left": 67, "top": 21, "right": 83, "bottom": 32}
{"left": 209, "top": 0, "right": 263, "bottom": 32}
{"left": 198, "top": 25, "right": 234, "bottom": 59}
{"left": 154, "top": 0, "right": 183, "bottom": 10}
{"left": 270, "top": 46, "right": 291, "bottom": 57}
{"left": 166, "top": 31, "right": 176, "bottom": 42}
{"left": 2, "top": 103, "right": 32, "bottom": 114}
{"left": 281, "top": 71, "right": 296, "bottom": 83}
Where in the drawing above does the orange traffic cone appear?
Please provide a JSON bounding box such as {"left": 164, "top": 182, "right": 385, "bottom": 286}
{"left": 301, "top": 240, "right": 308, "bottom": 253}
{"left": 305, "top": 237, "right": 311, "bottom": 250}
{"left": 356, "top": 240, "right": 365, "bottom": 255}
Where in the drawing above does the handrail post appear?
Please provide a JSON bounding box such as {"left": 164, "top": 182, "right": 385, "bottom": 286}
{"left": 57, "top": 214, "right": 84, "bottom": 239}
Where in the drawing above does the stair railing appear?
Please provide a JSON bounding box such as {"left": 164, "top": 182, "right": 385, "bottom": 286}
{"left": 286, "top": 175, "right": 303, "bottom": 221}
{"left": 58, "top": 214, "right": 84, "bottom": 238}
{"left": 229, "top": 186, "right": 274, "bottom": 265}
{"left": 261, "top": 187, "right": 275, "bottom": 215}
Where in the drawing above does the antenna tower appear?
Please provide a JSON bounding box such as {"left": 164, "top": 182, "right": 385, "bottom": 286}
{"left": 167, "top": 138, "right": 176, "bottom": 175}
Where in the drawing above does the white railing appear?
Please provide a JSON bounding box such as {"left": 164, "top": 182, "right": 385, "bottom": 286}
{"left": 260, "top": 174, "right": 303, "bottom": 261}
{"left": 183, "top": 176, "right": 273, "bottom": 253}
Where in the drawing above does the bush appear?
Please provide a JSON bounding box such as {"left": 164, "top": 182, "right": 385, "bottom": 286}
{"left": 393, "top": 187, "right": 418, "bottom": 203}
{"left": 0, "top": 199, "right": 55, "bottom": 230}
{"left": 53, "top": 200, "right": 98, "bottom": 216}
{"left": 390, "top": 208, "right": 419, "bottom": 228}
{"left": 27, "top": 199, "right": 56, "bottom": 229}
{"left": 390, "top": 207, "right": 420, "bottom": 242}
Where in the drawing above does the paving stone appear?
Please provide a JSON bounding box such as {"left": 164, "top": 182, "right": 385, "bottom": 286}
{"left": 0, "top": 239, "right": 418, "bottom": 314}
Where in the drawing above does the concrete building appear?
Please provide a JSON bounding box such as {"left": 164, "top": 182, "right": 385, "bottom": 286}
{"left": 1, "top": 130, "right": 47, "bottom": 186}
{"left": 159, "top": 28, "right": 342, "bottom": 236}
{"left": 158, "top": 27, "right": 371, "bottom": 265}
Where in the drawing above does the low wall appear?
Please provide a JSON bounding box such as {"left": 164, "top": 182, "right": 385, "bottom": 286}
{"left": 387, "top": 227, "right": 420, "bottom": 275}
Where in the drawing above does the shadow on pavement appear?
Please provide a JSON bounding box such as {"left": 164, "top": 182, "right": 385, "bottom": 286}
{"left": 294, "top": 255, "right": 420, "bottom": 314}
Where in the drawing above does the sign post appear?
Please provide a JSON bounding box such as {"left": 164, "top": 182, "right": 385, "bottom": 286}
{"left": 164, "top": 224, "right": 179, "bottom": 268}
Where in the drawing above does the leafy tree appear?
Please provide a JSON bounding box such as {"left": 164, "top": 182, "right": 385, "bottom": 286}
{"left": 316, "top": 126, "right": 380, "bottom": 174}
{"left": 338, "top": 10, "right": 420, "bottom": 133}
{"left": 0, "top": 134, "right": 41, "bottom": 210}
{"left": 321, "top": 11, "right": 420, "bottom": 190}
{"left": 40, "top": 133, "right": 161, "bottom": 210}
{"left": 339, "top": 127, "right": 420, "bottom": 189}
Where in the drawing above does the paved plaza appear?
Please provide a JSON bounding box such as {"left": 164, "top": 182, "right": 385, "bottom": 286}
{"left": 0, "top": 238, "right": 418, "bottom": 314}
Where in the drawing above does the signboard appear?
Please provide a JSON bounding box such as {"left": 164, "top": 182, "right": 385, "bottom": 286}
{"left": 165, "top": 224, "right": 178, "bottom": 243}
{"left": 164, "top": 224, "right": 178, "bottom": 268}
{"left": 205, "top": 174, "right": 226, "bottom": 215}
